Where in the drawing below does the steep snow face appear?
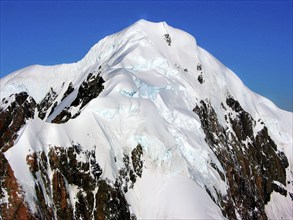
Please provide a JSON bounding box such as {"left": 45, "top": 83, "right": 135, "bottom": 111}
{"left": 0, "top": 19, "right": 292, "bottom": 219}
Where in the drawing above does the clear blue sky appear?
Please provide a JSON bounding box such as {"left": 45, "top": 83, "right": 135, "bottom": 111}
{"left": 1, "top": 1, "right": 292, "bottom": 111}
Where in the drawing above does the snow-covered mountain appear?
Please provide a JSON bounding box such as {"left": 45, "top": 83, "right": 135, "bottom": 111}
{"left": 0, "top": 19, "right": 292, "bottom": 219}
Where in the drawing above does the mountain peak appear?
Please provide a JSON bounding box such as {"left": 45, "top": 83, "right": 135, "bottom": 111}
{"left": 124, "top": 19, "right": 170, "bottom": 33}
{"left": 78, "top": 19, "right": 197, "bottom": 72}
{"left": 0, "top": 20, "right": 292, "bottom": 219}
{"left": 128, "top": 18, "right": 167, "bottom": 27}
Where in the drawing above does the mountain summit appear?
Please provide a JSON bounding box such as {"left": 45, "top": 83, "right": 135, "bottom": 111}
{"left": 0, "top": 19, "right": 292, "bottom": 219}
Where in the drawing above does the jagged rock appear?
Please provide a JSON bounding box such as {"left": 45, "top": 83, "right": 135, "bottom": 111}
{"left": 75, "top": 190, "right": 95, "bottom": 219}
{"left": 37, "top": 87, "right": 58, "bottom": 119}
{"left": 95, "top": 180, "right": 131, "bottom": 220}
{"left": 52, "top": 170, "right": 74, "bottom": 219}
{"left": 71, "top": 72, "right": 104, "bottom": 109}
{"left": 198, "top": 74, "right": 204, "bottom": 84}
{"left": 61, "top": 82, "right": 74, "bottom": 101}
{"left": 116, "top": 145, "right": 144, "bottom": 192}
{"left": 0, "top": 153, "right": 35, "bottom": 219}
{"left": 193, "top": 98, "right": 289, "bottom": 219}
{"left": 52, "top": 72, "right": 104, "bottom": 123}
{"left": 164, "top": 34, "right": 171, "bottom": 46}
{"left": 48, "top": 146, "right": 96, "bottom": 190}
{"left": 226, "top": 96, "right": 254, "bottom": 140}
{"left": 0, "top": 92, "right": 36, "bottom": 152}
{"left": 22, "top": 144, "right": 136, "bottom": 219}
{"left": 197, "top": 64, "right": 202, "bottom": 71}
{"left": 131, "top": 144, "right": 143, "bottom": 178}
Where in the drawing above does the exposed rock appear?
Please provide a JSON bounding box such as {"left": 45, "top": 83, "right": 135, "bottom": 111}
{"left": 0, "top": 92, "right": 36, "bottom": 152}
{"left": 37, "top": 87, "right": 58, "bottom": 120}
{"left": 48, "top": 146, "right": 97, "bottom": 190}
{"left": 117, "top": 145, "right": 144, "bottom": 193}
{"left": 75, "top": 190, "right": 94, "bottom": 220}
{"left": 198, "top": 74, "right": 204, "bottom": 84}
{"left": 163, "top": 34, "right": 171, "bottom": 46}
{"left": 52, "top": 170, "right": 73, "bottom": 219}
{"left": 95, "top": 180, "right": 131, "bottom": 220}
{"left": 226, "top": 96, "right": 254, "bottom": 140}
{"left": 61, "top": 82, "right": 74, "bottom": 101}
{"left": 197, "top": 63, "right": 202, "bottom": 71}
{"left": 0, "top": 153, "right": 35, "bottom": 220}
{"left": 193, "top": 98, "right": 289, "bottom": 219}
{"left": 52, "top": 72, "right": 104, "bottom": 123}
{"left": 131, "top": 144, "right": 143, "bottom": 178}
{"left": 22, "top": 144, "right": 135, "bottom": 219}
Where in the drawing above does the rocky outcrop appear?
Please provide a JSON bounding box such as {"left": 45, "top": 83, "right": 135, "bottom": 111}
{"left": 95, "top": 179, "right": 131, "bottom": 220}
{"left": 52, "top": 70, "right": 104, "bottom": 124}
{"left": 61, "top": 82, "right": 74, "bottom": 101}
{"left": 19, "top": 144, "right": 142, "bottom": 219}
{"left": 117, "top": 145, "right": 144, "bottom": 193}
{"left": 193, "top": 97, "right": 290, "bottom": 220}
{"left": 0, "top": 93, "right": 38, "bottom": 219}
{"left": 37, "top": 87, "right": 58, "bottom": 120}
{"left": 131, "top": 144, "right": 143, "bottom": 178}
{"left": 0, "top": 92, "right": 36, "bottom": 152}
{"left": 0, "top": 153, "right": 35, "bottom": 220}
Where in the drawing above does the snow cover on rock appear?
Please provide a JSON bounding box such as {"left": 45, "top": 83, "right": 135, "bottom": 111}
{"left": 1, "top": 19, "right": 292, "bottom": 219}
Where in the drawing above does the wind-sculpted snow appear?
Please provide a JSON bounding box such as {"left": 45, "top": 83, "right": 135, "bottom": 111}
{"left": 0, "top": 19, "right": 292, "bottom": 219}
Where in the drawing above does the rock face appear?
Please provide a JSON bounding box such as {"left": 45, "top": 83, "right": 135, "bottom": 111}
{"left": 52, "top": 70, "right": 104, "bottom": 124}
{"left": 0, "top": 20, "right": 292, "bottom": 219}
{"left": 0, "top": 92, "right": 36, "bottom": 152}
{"left": 23, "top": 144, "right": 136, "bottom": 219}
{"left": 193, "top": 97, "right": 289, "bottom": 219}
{"left": 0, "top": 93, "right": 38, "bottom": 219}
{"left": 0, "top": 153, "right": 35, "bottom": 220}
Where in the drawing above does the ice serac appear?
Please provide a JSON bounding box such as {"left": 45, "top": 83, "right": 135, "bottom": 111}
{"left": 0, "top": 19, "right": 292, "bottom": 219}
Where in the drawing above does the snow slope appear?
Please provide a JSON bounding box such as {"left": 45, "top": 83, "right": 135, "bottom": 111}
{"left": 1, "top": 19, "right": 292, "bottom": 219}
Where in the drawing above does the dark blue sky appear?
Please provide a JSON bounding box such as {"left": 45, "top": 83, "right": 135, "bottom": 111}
{"left": 1, "top": 1, "right": 292, "bottom": 111}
